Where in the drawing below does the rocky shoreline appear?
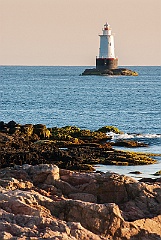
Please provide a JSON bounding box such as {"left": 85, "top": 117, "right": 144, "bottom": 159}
{"left": 0, "top": 121, "right": 161, "bottom": 239}
{"left": 82, "top": 68, "right": 138, "bottom": 76}
{"left": 0, "top": 164, "right": 161, "bottom": 239}
{"left": 0, "top": 121, "right": 158, "bottom": 171}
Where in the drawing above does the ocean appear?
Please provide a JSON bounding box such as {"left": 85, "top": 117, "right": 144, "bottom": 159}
{"left": 0, "top": 66, "right": 161, "bottom": 179}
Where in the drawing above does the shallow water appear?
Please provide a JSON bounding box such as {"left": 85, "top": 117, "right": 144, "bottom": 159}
{"left": 95, "top": 162, "right": 161, "bottom": 180}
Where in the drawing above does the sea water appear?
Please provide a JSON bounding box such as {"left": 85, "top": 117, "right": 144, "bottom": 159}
{"left": 0, "top": 66, "right": 161, "bottom": 179}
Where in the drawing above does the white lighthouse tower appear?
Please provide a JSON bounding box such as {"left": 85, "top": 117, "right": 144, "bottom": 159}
{"left": 96, "top": 23, "right": 118, "bottom": 70}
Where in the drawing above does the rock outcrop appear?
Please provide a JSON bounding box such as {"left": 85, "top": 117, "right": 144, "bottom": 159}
{"left": 112, "top": 140, "right": 148, "bottom": 147}
{"left": 0, "top": 164, "right": 161, "bottom": 239}
{"left": 0, "top": 122, "right": 157, "bottom": 171}
{"left": 82, "top": 68, "right": 138, "bottom": 76}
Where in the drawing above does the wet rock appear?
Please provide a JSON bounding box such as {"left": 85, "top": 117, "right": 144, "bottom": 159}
{"left": 6, "top": 120, "right": 17, "bottom": 129}
{"left": 113, "top": 140, "right": 148, "bottom": 148}
{"left": 129, "top": 171, "right": 142, "bottom": 174}
{"left": 21, "top": 124, "right": 34, "bottom": 136}
{"left": 33, "top": 124, "right": 51, "bottom": 139}
{"left": 153, "top": 170, "right": 161, "bottom": 176}
{"left": 50, "top": 125, "right": 111, "bottom": 143}
{"left": 0, "top": 122, "right": 158, "bottom": 170}
{"left": 0, "top": 121, "right": 5, "bottom": 130}
{"left": 97, "top": 125, "right": 122, "bottom": 134}
{"left": 139, "top": 177, "right": 161, "bottom": 184}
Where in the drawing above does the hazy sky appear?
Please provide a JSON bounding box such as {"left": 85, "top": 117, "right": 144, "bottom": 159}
{"left": 0, "top": 0, "right": 161, "bottom": 66}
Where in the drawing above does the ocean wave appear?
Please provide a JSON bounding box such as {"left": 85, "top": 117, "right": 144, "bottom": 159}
{"left": 106, "top": 132, "right": 161, "bottom": 140}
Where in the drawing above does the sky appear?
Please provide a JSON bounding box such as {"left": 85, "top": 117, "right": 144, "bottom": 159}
{"left": 0, "top": 0, "right": 161, "bottom": 66}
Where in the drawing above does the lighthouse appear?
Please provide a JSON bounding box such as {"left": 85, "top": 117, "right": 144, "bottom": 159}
{"left": 82, "top": 22, "right": 138, "bottom": 75}
{"left": 96, "top": 23, "right": 118, "bottom": 70}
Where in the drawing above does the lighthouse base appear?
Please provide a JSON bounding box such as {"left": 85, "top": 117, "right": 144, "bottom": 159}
{"left": 96, "top": 58, "right": 118, "bottom": 70}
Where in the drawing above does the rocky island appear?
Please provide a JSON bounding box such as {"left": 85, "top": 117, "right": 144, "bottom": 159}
{"left": 82, "top": 68, "right": 138, "bottom": 76}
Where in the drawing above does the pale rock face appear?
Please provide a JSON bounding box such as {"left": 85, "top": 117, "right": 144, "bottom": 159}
{"left": 0, "top": 164, "right": 161, "bottom": 239}
{"left": 27, "top": 164, "right": 60, "bottom": 184}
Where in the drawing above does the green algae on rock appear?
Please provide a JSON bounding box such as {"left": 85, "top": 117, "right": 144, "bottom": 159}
{"left": 97, "top": 125, "right": 123, "bottom": 134}
{"left": 0, "top": 121, "right": 158, "bottom": 170}
{"left": 50, "top": 125, "right": 112, "bottom": 144}
{"left": 113, "top": 140, "right": 148, "bottom": 148}
{"left": 153, "top": 170, "right": 161, "bottom": 176}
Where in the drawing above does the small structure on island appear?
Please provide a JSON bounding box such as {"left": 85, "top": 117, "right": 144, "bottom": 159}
{"left": 82, "top": 22, "right": 138, "bottom": 76}
{"left": 96, "top": 22, "right": 118, "bottom": 70}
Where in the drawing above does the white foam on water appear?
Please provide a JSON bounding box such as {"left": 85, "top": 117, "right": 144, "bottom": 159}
{"left": 106, "top": 132, "right": 161, "bottom": 141}
{"left": 106, "top": 132, "right": 135, "bottom": 141}
{"left": 136, "top": 133, "right": 161, "bottom": 139}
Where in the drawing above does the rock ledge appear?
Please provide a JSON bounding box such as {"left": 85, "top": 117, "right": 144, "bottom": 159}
{"left": 0, "top": 164, "right": 161, "bottom": 239}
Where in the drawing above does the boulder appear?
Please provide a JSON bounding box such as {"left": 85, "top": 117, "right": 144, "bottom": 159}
{"left": 33, "top": 124, "right": 51, "bottom": 139}
{"left": 0, "top": 121, "right": 5, "bottom": 130}
{"left": 7, "top": 120, "right": 17, "bottom": 128}
{"left": 21, "top": 124, "right": 34, "bottom": 136}
{"left": 52, "top": 200, "right": 125, "bottom": 237}
{"left": 27, "top": 164, "right": 60, "bottom": 185}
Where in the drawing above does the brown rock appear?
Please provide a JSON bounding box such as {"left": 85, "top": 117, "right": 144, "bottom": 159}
{"left": 0, "top": 164, "right": 161, "bottom": 239}
{"left": 21, "top": 124, "right": 34, "bottom": 136}
{"left": 113, "top": 140, "right": 148, "bottom": 148}
{"left": 27, "top": 164, "right": 59, "bottom": 185}
{"left": 0, "top": 196, "right": 104, "bottom": 240}
{"left": 55, "top": 200, "right": 124, "bottom": 236}
{"left": 68, "top": 193, "right": 97, "bottom": 203}
{"left": 33, "top": 124, "right": 51, "bottom": 139}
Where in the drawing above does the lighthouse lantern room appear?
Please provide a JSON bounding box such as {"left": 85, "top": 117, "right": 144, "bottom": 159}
{"left": 96, "top": 23, "right": 118, "bottom": 70}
